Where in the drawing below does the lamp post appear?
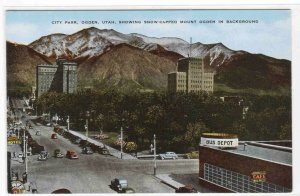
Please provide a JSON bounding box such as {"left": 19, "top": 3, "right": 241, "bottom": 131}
{"left": 85, "top": 111, "right": 90, "bottom": 141}
{"left": 150, "top": 134, "right": 157, "bottom": 176}
{"left": 120, "top": 126, "right": 123, "bottom": 159}
{"left": 22, "top": 130, "right": 28, "bottom": 173}
{"left": 25, "top": 136, "right": 28, "bottom": 173}
{"left": 67, "top": 115, "right": 70, "bottom": 132}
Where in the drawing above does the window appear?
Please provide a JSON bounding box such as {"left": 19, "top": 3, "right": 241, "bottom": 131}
{"left": 203, "top": 163, "right": 291, "bottom": 193}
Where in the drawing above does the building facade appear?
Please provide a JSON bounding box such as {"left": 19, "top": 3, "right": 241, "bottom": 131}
{"left": 36, "top": 64, "right": 58, "bottom": 98}
{"left": 168, "top": 57, "right": 214, "bottom": 93}
{"left": 198, "top": 135, "right": 292, "bottom": 193}
{"left": 57, "top": 59, "right": 78, "bottom": 94}
{"left": 36, "top": 59, "right": 78, "bottom": 97}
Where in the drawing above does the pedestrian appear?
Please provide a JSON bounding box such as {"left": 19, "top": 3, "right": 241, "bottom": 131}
{"left": 13, "top": 152, "right": 16, "bottom": 158}
{"left": 22, "top": 172, "right": 27, "bottom": 183}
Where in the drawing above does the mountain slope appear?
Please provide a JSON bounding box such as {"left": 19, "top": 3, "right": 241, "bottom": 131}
{"left": 7, "top": 41, "right": 52, "bottom": 91}
{"left": 78, "top": 43, "right": 177, "bottom": 91}
{"left": 216, "top": 52, "right": 291, "bottom": 90}
{"left": 14, "top": 27, "right": 291, "bottom": 94}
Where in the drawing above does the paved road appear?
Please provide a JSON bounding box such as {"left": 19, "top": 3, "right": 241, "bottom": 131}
{"left": 11, "top": 116, "right": 199, "bottom": 193}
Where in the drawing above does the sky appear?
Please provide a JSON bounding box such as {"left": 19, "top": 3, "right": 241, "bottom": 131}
{"left": 6, "top": 10, "right": 291, "bottom": 60}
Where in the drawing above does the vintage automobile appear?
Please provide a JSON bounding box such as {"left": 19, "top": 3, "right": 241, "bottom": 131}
{"left": 35, "top": 131, "right": 41, "bottom": 136}
{"left": 54, "top": 149, "right": 64, "bottom": 158}
{"left": 159, "top": 152, "right": 178, "bottom": 160}
{"left": 51, "top": 133, "right": 58, "bottom": 139}
{"left": 66, "top": 150, "right": 78, "bottom": 159}
{"left": 82, "top": 146, "right": 93, "bottom": 154}
{"left": 175, "top": 185, "right": 197, "bottom": 193}
{"left": 37, "top": 151, "right": 49, "bottom": 161}
{"left": 111, "top": 178, "right": 128, "bottom": 192}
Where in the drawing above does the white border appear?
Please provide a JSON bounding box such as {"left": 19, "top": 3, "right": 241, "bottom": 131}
{"left": 1, "top": 1, "right": 300, "bottom": 196}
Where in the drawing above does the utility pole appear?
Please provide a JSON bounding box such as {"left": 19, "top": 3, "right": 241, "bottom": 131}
{"left": 120, "top": 126, "right": 123, "bottom": 159}
{"left": 150, "top": 134, "right": 157, "bottom": 176}
{"left": 154, "top": 134, "right": 157, "bottom": 176}
{"left": 25, "top": 136, "right": 28, "bottom": 173}
{"left": 85, "top": 111, "right": 90, "bottom": 142}
{"left": 67, "top": 115, "right": 70, "bottom": 132}
{"left": 23, "top": 130, "right": 26, "bottom": 161}
{"left": 85, "top": 119, "right": 88, "bottom": 141}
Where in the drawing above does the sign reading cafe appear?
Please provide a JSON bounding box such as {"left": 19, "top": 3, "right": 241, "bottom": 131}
{"left": 200, "top": 133, "right": 239, "bottom": 147}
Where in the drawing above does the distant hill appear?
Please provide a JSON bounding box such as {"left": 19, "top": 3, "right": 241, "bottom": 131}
{"left": 6, "top": 27, "right": 291, "bottom": 95}
{"left": 7, "top": 41, "right": 51, "bottom": 93}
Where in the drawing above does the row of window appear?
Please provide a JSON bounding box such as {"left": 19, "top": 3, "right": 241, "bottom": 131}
{"left": 177, "top": 84, "right": 186, "bottom": 88}
{"left": 204, "top": 163, "right": 291, "bottom": 193}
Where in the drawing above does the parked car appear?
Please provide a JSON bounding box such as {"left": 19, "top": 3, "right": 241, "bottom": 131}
{"left": 51, "top": 133, "right": 58, "bottom": 139}
{"left": 175, "top": 185, "right": 197, "bottom": 193}
{"left": 120, "top": 187, "right": 135, "bottom": 193}
{"left": 35, "top": 131, "right": 41, "bottom": 136}
{"left": 54, "top": 149, "right": 64, "bottom": 158}
{"left": 40, "top": 150, "right": 50, "bottom": 158}
{"left": 38, "top": 151, "right": 49, "bottom": 161}
{"left": 17, "top": 152, "right": 23, "bottom": 158}
{"left": 111, "top": 178, "right": 128, "bottom": 192}
{"left": 100, "top": 146, "right": 110, "bottom": 155}
{"left": 159, "top": 152, "right": 178, "bottom": 160}
{"left": 66, "top": 150, "right": 78, "bottom": 159}
{"left": 82, "top": 146, "right": 93, "bottom": 154}
{"left": 37, "top": 154, "right": 47, "bottom": 161}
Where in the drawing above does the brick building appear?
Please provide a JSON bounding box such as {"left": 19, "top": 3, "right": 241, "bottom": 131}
{"left": 199, "top": 134, "right": 292, "bottom": 193}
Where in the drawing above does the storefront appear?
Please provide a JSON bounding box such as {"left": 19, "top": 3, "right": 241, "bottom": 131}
{"left": 199, "top": 133, "right": 292, "bottom": 193}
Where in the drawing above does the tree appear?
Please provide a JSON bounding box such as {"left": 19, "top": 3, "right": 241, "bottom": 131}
{"left": 184, "top": 120, "right": 209, "bottom": 150}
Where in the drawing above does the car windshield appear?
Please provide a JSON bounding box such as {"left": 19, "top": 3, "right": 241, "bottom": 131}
{"left": 119, "top": 179, "right": 127, "bottom": 184}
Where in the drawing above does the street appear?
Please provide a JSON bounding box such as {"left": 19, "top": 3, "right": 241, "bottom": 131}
{"left": 9, "top": 111, "right": 200, "bottom": 193}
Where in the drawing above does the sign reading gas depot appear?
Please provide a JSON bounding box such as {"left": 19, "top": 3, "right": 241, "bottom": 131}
{"left": 201, "top": 133, "right": 238, "bottom": 147}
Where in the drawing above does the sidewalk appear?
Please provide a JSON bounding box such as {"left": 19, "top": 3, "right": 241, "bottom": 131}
{"left": 68, "top": 129, "right": 137, "bottom": 160}
{"left": 155, "top": 173, "right": 214, "bottom": 193}
{"left": 155, "top": 174, "right": 185, "bottom": 189}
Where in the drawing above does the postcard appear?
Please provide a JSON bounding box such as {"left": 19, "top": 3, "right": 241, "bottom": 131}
{"left": 5, "top": 8, "right": 293, "bottom": 194}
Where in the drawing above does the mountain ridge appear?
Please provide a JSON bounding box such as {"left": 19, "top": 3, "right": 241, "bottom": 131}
{"left": 7, "top": 27, "right": 291, "bottom": 94}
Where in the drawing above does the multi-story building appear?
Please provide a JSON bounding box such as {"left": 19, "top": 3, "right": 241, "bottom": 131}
{"left": 56, "top": 59, "right": 78, "bottom": 94}
{"left": 168, "top": 57, "right": 214, "bottom": 93}
{"left": 36, "top": 64, "right": 58, "bottom": 97}
{"left": 36, "top": 59, "right": 78, "bottom": 97}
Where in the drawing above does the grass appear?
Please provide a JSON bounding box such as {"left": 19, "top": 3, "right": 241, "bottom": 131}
{"left": 186, "top": 151, "right": 199, "bottom": 159}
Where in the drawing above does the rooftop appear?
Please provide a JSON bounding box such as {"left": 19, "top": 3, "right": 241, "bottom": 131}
{"left": 201, "top": 141, "right": 292, "bottom": 166}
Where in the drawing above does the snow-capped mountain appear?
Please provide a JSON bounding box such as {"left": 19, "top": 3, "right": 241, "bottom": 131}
{"left": 29, "top": 27, "right": 237, "bottom": 67}
{"left": 20, "top": 27, "right": 291, "bottom": 93}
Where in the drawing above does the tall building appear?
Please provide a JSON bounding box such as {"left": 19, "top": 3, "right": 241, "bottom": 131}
{"left": 56, "top": 59, "right": 78, "bottom": 94}
{"left": 36, "top": 59, "right": 78, "bottom": 97}
{"left": 36, "top": 64, "right": 58, "bottom": 97}
{"left": 168, "top": 57, "right": 214, "bottom": 93}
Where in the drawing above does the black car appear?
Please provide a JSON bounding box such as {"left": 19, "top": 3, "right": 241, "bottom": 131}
{"left": 175, "top": 185, "right": 197, "bottom": 193}
{"left": 111, "top": 178, "right": 128, "bottom": 192}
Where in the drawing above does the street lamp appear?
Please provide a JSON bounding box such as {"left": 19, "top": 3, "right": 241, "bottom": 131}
{"left": 120, "top": 126, "right": 123, "bottom": 159}
{"left": 85, "top": 111, "right": 90, "bottom": 141}
{"left": 66, "top": 115, "right": 70, "bottom": 132}
{"left": 22, "top": 130, "right": 28, "bottom": 173}
{"left": 150, "top": 134, "right": 157, "bottom": 176}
